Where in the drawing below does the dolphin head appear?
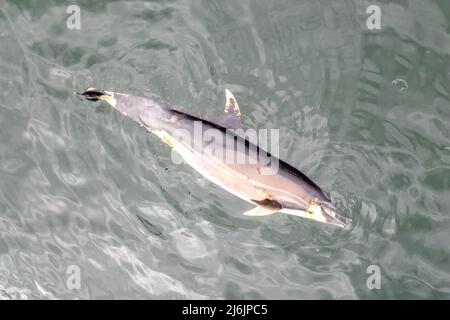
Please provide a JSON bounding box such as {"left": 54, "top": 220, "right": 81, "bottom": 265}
{"left": 315, "top": 200, "right": 352, "bottom": 229}
{"left": 281, "top": 197, "right": 352, "bottom": 229}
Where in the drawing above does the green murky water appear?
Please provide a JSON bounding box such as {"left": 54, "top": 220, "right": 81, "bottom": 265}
{"left": 0, "top": 0, "right": 449, "bottom": 299}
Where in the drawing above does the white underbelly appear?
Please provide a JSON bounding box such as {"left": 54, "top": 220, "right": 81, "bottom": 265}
{"left": 152, "top": 129, "right": 254, "bottom": 205}
{"left": 150, "top": 129, "right": 315, "bottom": 219}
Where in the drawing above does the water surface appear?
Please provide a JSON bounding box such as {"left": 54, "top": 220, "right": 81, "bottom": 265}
{"left": 0, "top": 0, "right": 449, "bottom": 299}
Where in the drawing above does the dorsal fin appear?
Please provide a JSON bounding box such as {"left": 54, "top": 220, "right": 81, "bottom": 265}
{"left": 224, "top": 89, "right": 241, "bottom": 117}
{"left": 208, "top": 89, "right": 243, "bottom": 129}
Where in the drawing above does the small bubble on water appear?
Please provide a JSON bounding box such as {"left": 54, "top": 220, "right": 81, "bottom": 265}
{"left": 392, "top": 78, "right": 408, "bottom": 92}
{"left": 50, "top": 68, "right": 71, "bottom": 79}
{"left": 408, "top": 186, "right": 420, "bottom": 200}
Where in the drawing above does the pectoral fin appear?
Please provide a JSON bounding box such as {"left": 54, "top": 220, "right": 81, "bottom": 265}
{"left": 243, "top": 206, "right": 276, "bottom": 216}
{"left": 243, "top": 198, "right": 283, "bottom": 216}
{"left": 251, "top": 198, "right": 283, "bottom": 210}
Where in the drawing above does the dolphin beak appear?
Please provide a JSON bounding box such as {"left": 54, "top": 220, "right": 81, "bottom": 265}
{"left": 75, "top": 88, "right": 107, "bottom": 101}
{"left": 320, "top": 202, "right": 352, "bottom": 229}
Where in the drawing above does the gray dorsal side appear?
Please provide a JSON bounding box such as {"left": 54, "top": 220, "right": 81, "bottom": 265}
{"left": 168, "top": 89, "right": 243, "bottom": 130}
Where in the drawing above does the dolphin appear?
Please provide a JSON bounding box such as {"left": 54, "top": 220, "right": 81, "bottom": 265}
{"left": 77, "top": 87, "right": 351, "bottom": 228}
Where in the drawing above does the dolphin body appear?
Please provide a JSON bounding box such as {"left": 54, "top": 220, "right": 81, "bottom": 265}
{"left": 77, "top": 88, "right": 351, "bottom": 228}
